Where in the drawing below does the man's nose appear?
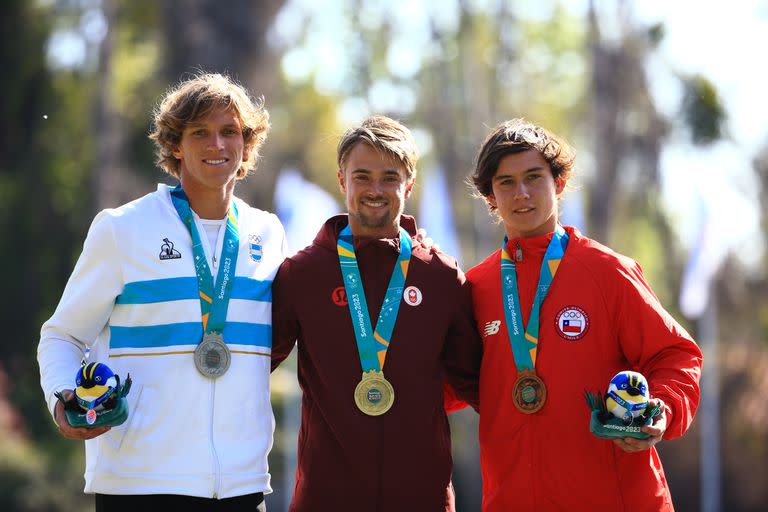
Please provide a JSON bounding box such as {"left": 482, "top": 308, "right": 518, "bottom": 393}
{"left": 513, "top": 183, "right": 530, "bottom": 199}
{"left": 208, "top": 133, "right": 225, "bottom": 150}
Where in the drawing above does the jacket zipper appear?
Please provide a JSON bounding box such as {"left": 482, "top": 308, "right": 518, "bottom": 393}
{"left": 210, "top": 379, "right": 221, "bottom": 498}
{"left": 515, "top": 241, "right": 523, "bottom": 262}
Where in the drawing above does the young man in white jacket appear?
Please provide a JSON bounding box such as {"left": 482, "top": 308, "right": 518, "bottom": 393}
{"left": 38, "top": 73, "right": 287, "bottom": 511}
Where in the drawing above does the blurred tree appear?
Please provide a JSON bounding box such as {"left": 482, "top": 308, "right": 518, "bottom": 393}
{"left": 159, "top": 0, "right": 286, "bottom": 210}
{"left": 0, "top": 0, "right": 101, "bottom": 509}
{"left": 720, "top": 341, "right": 768, "bottom": 511}
{"left": 587, "top": 2, "right": 668, "bottom": 242}
{"left": 92, "top": 0, "right": 163, "bottom": 210}
{"left": 161, "top": 0, "right": 284, "bottom": 94}
{"left": 0, "top": 0, "right": 93, "bottom": 434}
{"left": 585, "top": 1, "right": 699, "bottom": 307}
{"left": 681, "top": 74, "right": 727, "bottom": 146}
{"left": 754, "top": 144, "right": 768, "bottom": 315}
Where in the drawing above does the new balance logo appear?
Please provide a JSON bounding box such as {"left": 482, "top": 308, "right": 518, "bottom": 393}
{"left": 484, "top": 320, "right": 501, "bottom": 336}
{"left": 159, "top": 238, "right": 181, "bottom": 260}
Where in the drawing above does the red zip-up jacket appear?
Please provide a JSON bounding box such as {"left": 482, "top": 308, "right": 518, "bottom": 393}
{"left": 467, "top": 226, "right": 702, "bottom": 512}
{"left": 272, "top": 214, "right": 482, "bottom": 511}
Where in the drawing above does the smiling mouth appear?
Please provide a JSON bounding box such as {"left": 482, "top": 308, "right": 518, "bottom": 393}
{"left": 362, "top": 200, "right": 387, "bottom": 208}
{"left": 514, "top": 207, "right": 534, "bottom": 213}
{"left": 203, "top": 159, "right": 228, "bottom": 165}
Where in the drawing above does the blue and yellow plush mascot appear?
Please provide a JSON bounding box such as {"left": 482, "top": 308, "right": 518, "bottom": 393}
{"left": 56, "top": 361, "right": 132, "bottom": 428}
{"left": 584, "top": 370, "right": 661, "bottom": 440}
{"left": 75, "top": 362, "right": 118, "bottom": 414}
{"left": 605, "top": 370, "right": 649, "bottom": 424}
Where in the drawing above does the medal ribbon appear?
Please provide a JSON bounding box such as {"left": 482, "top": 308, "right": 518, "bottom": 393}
{"left": 170, "top": 185, "right": 240, "bottom": 335}
{"left": 608, "top": 391, "right": 647, "bottom": 412}
{"left": 500, "top": 226, "right": 568, "bottom": 372}
{"left": 337, "top": 224, "right": 412, "bottom": 372}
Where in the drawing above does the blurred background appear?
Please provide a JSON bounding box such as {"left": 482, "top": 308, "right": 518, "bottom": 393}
{"left": 2, "top": 0, "right": 766, "bottom": 510}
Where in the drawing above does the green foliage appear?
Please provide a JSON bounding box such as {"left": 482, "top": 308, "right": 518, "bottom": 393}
{"left": 609, "top": 203, "right": 675, "bottom": 305}
{"left": 110, "top": 2, "right": 163, "bottom": 181}
{"left": 0, "top": 433, "right": 92, "bottom": 511}
{"left": 647, "top": 22, "right": 665, "bottom": 47}
{"left": 512, "top": 3, "right": 588, "bottom": 128}
{"left": 1, "top": 0, "right": 93, "bottom": 386}
{"left": 0, "top": 8, "right": 100, "bottom": 512}
{"left": 681, "top": 74, "right": 727, "bottom": 146}
{"left": 267, "top": 82, "right": 344, "bottom": 196}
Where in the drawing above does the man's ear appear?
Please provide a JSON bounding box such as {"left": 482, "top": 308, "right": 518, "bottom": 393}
{"left": 243, "top": 149, "right": 253, "bottom": 162}
{"left": 337, "top": 169, "right": 346, "bottom": 194}
{"left": 172, "top": 146, "right": 182, "bottom": 159}
{"left": 404, "top": 178, "right": 415, "bottom": 199}
{"left": 486, "top": 193, "right": 497, "bottom": 209}
{"left": 555, "top": 177, "right": 566, "bottom": 195}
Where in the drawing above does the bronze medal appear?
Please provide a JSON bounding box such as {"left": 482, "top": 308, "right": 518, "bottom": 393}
{"left": 194, "top": 332, "right": 231, "bottom": 378}
{"left": 513, "top": 369, "right": 546, "bottom": 414}
{"left": 354, "top": 370, "right": 395, "bottom": 416}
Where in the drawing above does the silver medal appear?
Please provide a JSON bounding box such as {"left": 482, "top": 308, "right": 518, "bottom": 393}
{"left": 194, "top": 332, "right": 231, "bottom": 378}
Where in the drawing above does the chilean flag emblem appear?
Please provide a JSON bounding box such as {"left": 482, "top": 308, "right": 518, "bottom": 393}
{"left": 555, "top": 306, "right": 589, "bottom": 341}
{"left": 562, "top": 318, "right": 582, "bottom": 333}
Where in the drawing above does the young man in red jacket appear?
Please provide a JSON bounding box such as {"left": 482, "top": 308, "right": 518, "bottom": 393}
{"left": 466, "top": 119, "right": 702, "bottom": 511}
{"left": 271, "top": 115, "right": 482, "bottom": 511}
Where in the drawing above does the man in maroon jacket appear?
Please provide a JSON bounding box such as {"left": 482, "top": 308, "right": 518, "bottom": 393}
{"left": 271, "top": 115, "right": 482, "bottom": 511}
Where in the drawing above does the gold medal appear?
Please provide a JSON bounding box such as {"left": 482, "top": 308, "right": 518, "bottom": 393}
{"left": 194, "top": 332, "right": 231, "bottom": 378}
{"left": 513, "top": 369, "right": 546, "bottom": 414}
{"left": 354, "top": 370, "right": 394, "bottom": 416}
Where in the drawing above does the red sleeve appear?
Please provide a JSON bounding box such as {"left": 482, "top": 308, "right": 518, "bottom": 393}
{"left": 440, "top": 265, "right": 482, "bottom": 412}
{"left": 271, "top": 258, "right": 299, "bottom": 372}
{"left": 614, "top": 261, "right": 702, "bottom": 439}
{"left": 443, "top": 381, "right": 469, "bottom": 413}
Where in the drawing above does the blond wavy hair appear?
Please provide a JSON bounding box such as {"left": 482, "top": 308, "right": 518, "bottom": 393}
{"left": 149, "top": 73, "right": 270, "bottom": 179}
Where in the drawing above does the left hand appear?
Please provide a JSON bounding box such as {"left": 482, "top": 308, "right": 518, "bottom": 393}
{"left": 415, "top": 228, "right": 440, "bottom": 252}
{"left": 613, "top": 398, "right": 667, "bottom": 453}
{"left": 54, "top": 389, "right": 112, "bottom": 440}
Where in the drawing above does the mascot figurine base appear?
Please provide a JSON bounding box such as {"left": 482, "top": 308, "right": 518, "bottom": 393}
{"left": 584, "top": 370, "right": 661, "bottom": 440}
{"left": 55, "top": 362, "right": 132, "bottom": 428}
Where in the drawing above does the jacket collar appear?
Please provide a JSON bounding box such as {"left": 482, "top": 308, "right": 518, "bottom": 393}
{"left": 314, "top": 214, "right": 418, "bottom": 253}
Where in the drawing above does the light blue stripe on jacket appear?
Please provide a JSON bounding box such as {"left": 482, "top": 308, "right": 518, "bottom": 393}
{"left": 109, "top": 321, "right": 272, "bottom": 349}
{"left": 115, "top": 276, "right": 272, "bottom": 304}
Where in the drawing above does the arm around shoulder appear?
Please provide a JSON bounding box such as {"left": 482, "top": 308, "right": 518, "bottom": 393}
{"left": 271, "top": 257, "right": 300, "bottom": 372}
{"left": 441, "top": 264, "right": 482, "bottom": 411}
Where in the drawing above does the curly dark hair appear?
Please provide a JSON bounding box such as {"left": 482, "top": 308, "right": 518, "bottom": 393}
{"left": 470, "top": 118, "right": 575, "bottom": 211}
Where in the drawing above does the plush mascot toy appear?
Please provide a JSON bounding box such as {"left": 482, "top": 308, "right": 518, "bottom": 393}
{"left": 605, "top": 370, "right": 649, "bottom": 424}
{"left": 55, "top": 362, "right": 132, "bottom": 428}
{"left": 584, "top": 370, "right": 661, "bottom": 440}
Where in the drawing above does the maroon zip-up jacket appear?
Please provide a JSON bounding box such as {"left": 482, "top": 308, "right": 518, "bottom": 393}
{"left": 272, "top": 214, "right": 482, "bottom": 511}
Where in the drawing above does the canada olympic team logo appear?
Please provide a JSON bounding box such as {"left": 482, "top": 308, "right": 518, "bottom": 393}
{"left": 403, "top": 286, "right": 423, "bottom": 306}
{"left": 555, "top": 306, "right": 589, "bottom": 341}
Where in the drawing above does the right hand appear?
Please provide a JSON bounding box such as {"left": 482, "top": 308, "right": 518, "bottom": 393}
{"left": 54, "top": 389, "right": 111, "bottom": 440}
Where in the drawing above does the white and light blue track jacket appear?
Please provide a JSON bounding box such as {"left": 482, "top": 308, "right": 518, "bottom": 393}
{"left": 38, "top": 184, "right": 288, "bottom": 498}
